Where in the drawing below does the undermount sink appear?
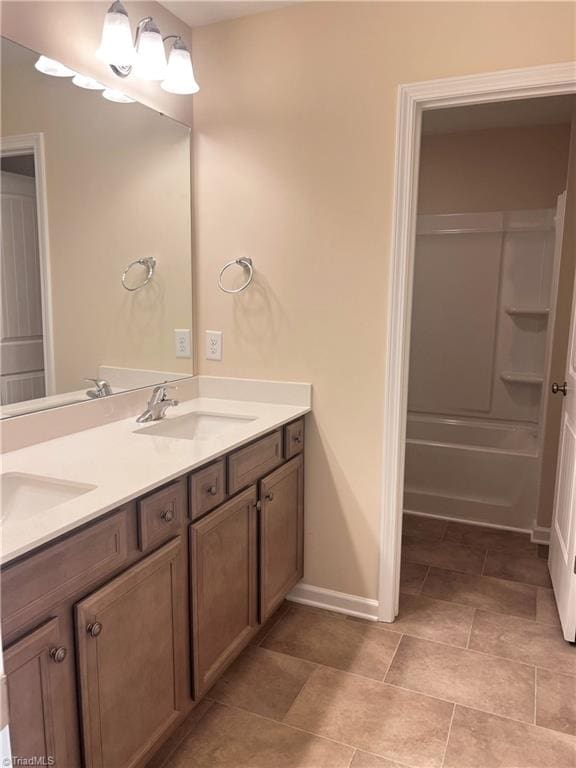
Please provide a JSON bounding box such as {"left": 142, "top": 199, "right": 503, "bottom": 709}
{"left": 0, "top": 473, "right": 96, "bottom": 523}
{"left": 135, "top": 411, "right": 257, "bottom": 441}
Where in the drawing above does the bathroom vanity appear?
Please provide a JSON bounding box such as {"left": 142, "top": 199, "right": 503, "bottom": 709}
{"left": 1, "top": 395, "right": 308, "bottom": 768}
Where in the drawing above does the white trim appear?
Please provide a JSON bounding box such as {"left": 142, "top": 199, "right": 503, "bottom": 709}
{"left": 378, "top": 61, "right": 576, "bottom": 623}
{"left": 531, "top": 526, "right": 551, "bottom": 545}
{"left": 0, "top": 133, "right": 55, "bottom": 396}
{"left": 403, "top": 509, "right": 531, "bottom": 535}
{"left": 287, "top": 583, "right": 379, "bottom": 621}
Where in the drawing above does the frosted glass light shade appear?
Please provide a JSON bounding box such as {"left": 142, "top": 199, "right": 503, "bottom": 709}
{"left": 102, "top": 89, "right": 135, "bottom": 103}
{"left": 72, "top": 74, "right": 105, "bottom": 90}
{"left": 134, "top": 19, "right": 167, "bottom": 80}
{"left": 34, "top": 56, "right": 76, "bottom": 77}
{"left": 161, "top": 40, "right": 199, "bottom": 95}
{"left": 96, "top": 1, "right": 135, "bottom": 67}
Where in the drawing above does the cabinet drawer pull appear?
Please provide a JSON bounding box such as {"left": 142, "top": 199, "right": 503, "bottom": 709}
{"left": 49, "top": 646, "right": 67, "bottom": 663}
{"left": 160, "top": 508, "right": 174, "bottom": 522}
{"left": 207, "top": 485, "right": 218, "bottom": 496}
{"left": 292, "top": 435, "right": 302, "bottom": 443}
{"left": 87, "top": 622, "right": 103, "bottom": 638}
{"left": 265, "top": 491, "right": 274, "bottom": 502}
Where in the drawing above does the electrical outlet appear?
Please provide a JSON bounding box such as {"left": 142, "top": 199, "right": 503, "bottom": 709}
{"left": 205, "top": 330, "right": 223, "bottom": 361}
{"left": 174, "top": 329, "right": 191, "bottom": 358}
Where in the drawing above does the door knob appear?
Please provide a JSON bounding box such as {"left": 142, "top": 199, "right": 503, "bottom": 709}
{"left": 552, "top": 382, "right": 568, "bottom": 396}
{"left": 208, "top": 485, "right": 217, "bottom": 496}
{"left": 49, "top": 646, "right": 67, "bottom": 663}
{"left": 87, "top": 622, "right": 103, "bottom": 638}
{"left": 160, "top": 508, "right": 174, "bottom": 522}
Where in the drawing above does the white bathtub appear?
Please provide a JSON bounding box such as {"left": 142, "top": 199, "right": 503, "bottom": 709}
{"left": 403, "top": 415, "right": 539, "bottom": 530}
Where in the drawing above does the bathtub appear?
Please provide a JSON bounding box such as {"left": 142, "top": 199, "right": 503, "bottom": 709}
{"left": 403, "top": 415, "right": 539, "bottom": 530}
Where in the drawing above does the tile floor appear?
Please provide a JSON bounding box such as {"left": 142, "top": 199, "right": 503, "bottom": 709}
{"left": 157, "top": 516, "right": 576, "bottom": 768}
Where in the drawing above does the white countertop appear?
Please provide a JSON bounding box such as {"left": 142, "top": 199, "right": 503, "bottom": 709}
{"left": 1, "top": 394, "right": 310, "bottom": 564}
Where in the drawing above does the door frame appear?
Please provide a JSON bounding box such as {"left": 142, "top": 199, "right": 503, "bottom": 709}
{"left": 0, "top": 132, "right": 55, "bottom": 395}
{"left": 378, "top": 61, "right": 576, "bottom": 623}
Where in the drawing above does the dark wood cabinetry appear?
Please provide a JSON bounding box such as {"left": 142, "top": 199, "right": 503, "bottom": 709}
{"left": 75, "top": 537, "right": 188, "bottom": 768}
{"left": 259, "top": 454, "right": 304, "bottom": 622}
{"left": 4, "top": 618, "right": 72, "bottom": 767}
{"left": 190, "top": 486, "right": 258, "bottom": 698}
{"left": 1, "top": 419, "right": 306, "bottom": 767}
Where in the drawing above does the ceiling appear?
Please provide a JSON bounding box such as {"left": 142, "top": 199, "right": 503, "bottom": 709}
{"left": 423, "top": 95, "right": 575, "bottom": 134}
{"left": 159, "top": 1, "right": 295, "bottom": 28}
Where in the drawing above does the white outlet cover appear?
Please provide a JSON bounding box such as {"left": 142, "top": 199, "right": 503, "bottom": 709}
{"left": 205, "top": 330, "right": 223, "bottom": 361}
{"left": 174, "top": 329, "right": 191, "bottom": 358}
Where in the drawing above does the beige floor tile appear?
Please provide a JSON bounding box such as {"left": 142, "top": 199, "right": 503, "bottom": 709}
{"left": 400, "top": 561, "right": 429, "bottom": 595}
{"left": 147, "top": 700, "right": 214, "bottom": 768}
{"left": 171, "top": 703, "right": 354, "bottom": 768}
{"left": 443, "top": 705, "right": 576, "bottom": 768}
{"left": 262, "top": 607, "right": 401, "bottom": 680}
{"left": 402, "top": 515, "right": 447, "bottom": 543}
{"left": 422, "top": 567, "right": 537, "bottom": 619}
{"left": 350, "top": 751, "right": 408, "bottom": 768}
{"left": 402, "top": 539, "right": 485, "bottom": 575}
{"left": 385, "top": 635, "right": 535, "bottom": 722}
{"left": 284, "top": 666, "right": 453, "bottom": 768}
{"left": 483, "top": 549, "right": 552, "bottom": 588}
{"left": 536, "top": 668, "right": 576, "bottom": 736}
{"left": 208, "top": 646, "right": 316, "bottom": 720}
{"left": 469, "top": 610, "right": 576, "bottom": 676}
{"left": 536, "top": 588, "right": 562, "bottom": 627}
{"left": 250, "top": 601, "right": 291, "bottom": 646}
{"left": 393, "top": 593, "right": 475, "bottom": 647}
{"left": 443, "top": 522, "right": 536, "bottom": 553}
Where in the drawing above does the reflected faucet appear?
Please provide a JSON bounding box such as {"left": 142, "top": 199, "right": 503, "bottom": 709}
{"left": 136, "top": 385, "right": 179, "bottom": 423}
{"left": 85, "top": 378, "right": 113, "bottom": 398}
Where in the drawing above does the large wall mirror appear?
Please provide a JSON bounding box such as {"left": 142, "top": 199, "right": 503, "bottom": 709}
{"left": 0, "top": 37, "right": 193, "bottom": 418}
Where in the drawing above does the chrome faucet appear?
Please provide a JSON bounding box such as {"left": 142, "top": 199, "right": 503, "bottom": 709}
{"left": 85, "top": 378, "right": 113, "bottom": 399}
{"left": 136, "top": 385, "right": 179, "bottom": 423}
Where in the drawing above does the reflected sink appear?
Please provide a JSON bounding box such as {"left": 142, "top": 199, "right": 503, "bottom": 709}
{"left": 135, "top": 411, "right": 257, "bottom": 441}
{"left": 1, "top": 473, "right": 96, "bottom": 523}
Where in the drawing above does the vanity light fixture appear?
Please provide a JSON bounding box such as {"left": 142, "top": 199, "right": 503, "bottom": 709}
{"left": 34, "top": 56, "right": 76, "bottom": 77}
{"left": 102, "top": 88, "right": 135, "bottom": 103}
{"left": 97, "top": 1, "right": 199, "bottom": 94}
{"left": 72, "top": 74, "right": 106, "bottom": 90}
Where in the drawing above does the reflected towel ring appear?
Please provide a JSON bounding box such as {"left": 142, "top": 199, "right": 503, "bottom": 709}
{"left": 218, "top": 257, "right": 253, "bottom": 294}
{"left": 121, "top": 256, "right": 156, "bottom": 292}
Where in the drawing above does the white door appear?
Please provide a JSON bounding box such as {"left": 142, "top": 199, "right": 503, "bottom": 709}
{"left": 0, "top": 170, "right": 45, "bottom": 405}
{"left": 549, "top": 191, "right": 576, "bottom": 642}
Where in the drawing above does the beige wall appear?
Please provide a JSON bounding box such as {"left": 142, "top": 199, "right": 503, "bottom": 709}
{"left": 192, "top": 2, "right": 576, "bottom": 600}
{"left": 539, "top": 113, "right": 576, "bottom": 528}
{"left": 418, "top": 124, "right": 571, "bottom": 214}
{"left": 2, "top": 38, "right": 193, "bottom": 393}
{"left": 0, "top": 1, "right": 194, "bottom": 125}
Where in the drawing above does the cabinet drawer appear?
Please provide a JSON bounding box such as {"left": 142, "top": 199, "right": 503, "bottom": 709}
{"left": 138, "top": 479, "right": 186, "bottom": 552}
{"left": 284, "top": 419, "right": 304, "bottom": 459}
{"left": 1, "top": 509, "right": 130, "bottom": 636}
{"left": 227, "top": 431, "right": 283, "bottom": 495}
{"left": 190, "top": 460, "right": 226, "bottom": 521}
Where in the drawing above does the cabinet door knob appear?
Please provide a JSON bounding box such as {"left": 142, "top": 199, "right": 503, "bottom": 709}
{"left": 265, "top": 491, "right": 274, "bottom": 502}
{"left": 208, "top": 485, "right": 217, "bottom": 496}
{"left": 160, "top": 508, "right": 174, "bottom": 522}
{"left": 552, "top": 381, "right": 568, "bottom": 396}
{"left": 87, "top": 622, "right": 103, "bottom": 638}
{"left": 292, "top": 434, "right": 302, "bottom": 443}
{"left": 49, "top": 646, "right": 67, "bottom": 663}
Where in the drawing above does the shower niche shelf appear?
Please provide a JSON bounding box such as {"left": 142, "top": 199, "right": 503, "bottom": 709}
{"left": 500, "top": 371, "right": 544, "bottom": 386}
{"left": 505, "top": 306, "right": 550, "bottom": 318}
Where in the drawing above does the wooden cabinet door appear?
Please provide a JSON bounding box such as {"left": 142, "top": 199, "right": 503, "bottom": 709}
{"left": 191, "top": 486, "right": 258, "bottom": 698}
{"left": 4, "top": 618, "right": 72, "bottom": 767}
{"left": 259, "top": 455, "right": 304, "bottom": 622}
{"left": 75, "top": 537, "right": 188, "bottom": 768}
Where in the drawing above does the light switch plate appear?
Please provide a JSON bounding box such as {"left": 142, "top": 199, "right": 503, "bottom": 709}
{"left": 205, "top": 330, "right": 223, "bottom": 361}
{"left": 174, "top": 329, "right": 191, "bottom": 358}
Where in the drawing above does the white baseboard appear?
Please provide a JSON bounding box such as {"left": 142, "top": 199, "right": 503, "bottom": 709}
{"left": 403, "top": 509, "right": 531, "bottom": 535}
{"left": 287, "top": 582, "right": 379, "bottom": 621}
{"left": 531, "top": 526, "right": 551, "bottom": 545}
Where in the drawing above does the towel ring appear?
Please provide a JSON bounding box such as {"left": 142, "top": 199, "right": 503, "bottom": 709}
{"left": 121, "top": 256, "right": 156, "bottom": 292}
{"left": 218, "top": 257, "right": 254, "bottom": 294}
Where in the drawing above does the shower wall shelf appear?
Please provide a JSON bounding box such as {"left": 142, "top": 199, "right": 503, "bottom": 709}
{"left": 500, "top": 371, "right": 544, "bottom": 386}
{"left": 505, "top": 306, "right": 550, "bottom": 317}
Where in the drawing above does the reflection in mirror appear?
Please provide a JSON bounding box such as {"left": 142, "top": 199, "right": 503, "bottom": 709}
{"left": 0, "top": 37, "right": 193, "bottom": 419}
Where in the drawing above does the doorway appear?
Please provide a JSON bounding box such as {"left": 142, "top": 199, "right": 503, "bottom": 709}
{"left": 378, "top": 64, "right": 576, "bottom": 642}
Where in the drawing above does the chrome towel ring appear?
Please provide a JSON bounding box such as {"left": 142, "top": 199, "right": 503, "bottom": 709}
{"left": 218, "top": 257, "right": 254, "bottom": 294}
{"left": 121, "top": 256, "right": 156, "bottom": 292}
